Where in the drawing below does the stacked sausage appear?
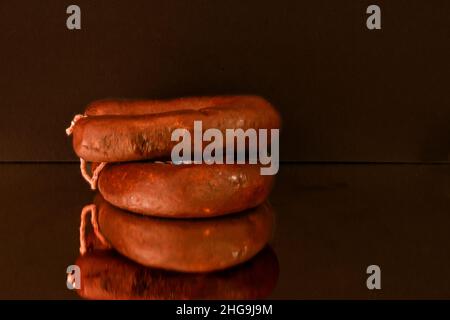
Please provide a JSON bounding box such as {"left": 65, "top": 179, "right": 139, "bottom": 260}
{"left": 67, "top": 95, "right": 281, "bottom": 275}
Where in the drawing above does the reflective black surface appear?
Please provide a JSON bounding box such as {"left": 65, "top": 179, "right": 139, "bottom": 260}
{"left": 0, "top": 163, "right": 449, "bottom": 299}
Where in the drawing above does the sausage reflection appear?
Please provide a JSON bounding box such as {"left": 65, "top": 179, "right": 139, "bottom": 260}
{"left": 75, "top": 238, "right": 279, "bottom": 300}
{"left": 93, "top": 194, "right": 275, "bottom": 273}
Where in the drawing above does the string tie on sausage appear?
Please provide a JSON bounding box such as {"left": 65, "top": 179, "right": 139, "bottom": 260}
{"left": 79, "top": 204, "right": 111, "bottom": 255}
{"left": 80, "top": 158, "right": 107, "bottom": 190}
{"left": 65, "top": 114, "right": 86, "bottom": 136}
{"left": 66, "top": 272, "right": 77, "bottom": 289}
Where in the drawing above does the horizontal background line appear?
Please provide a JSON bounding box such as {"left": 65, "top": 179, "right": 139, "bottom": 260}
{"left": 0, "top": 160, "right": 449, "bottom": 165}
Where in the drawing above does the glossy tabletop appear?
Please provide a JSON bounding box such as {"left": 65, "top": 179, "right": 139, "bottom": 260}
{"left": 0, "top": 163, "right": 449, "bottom": 299}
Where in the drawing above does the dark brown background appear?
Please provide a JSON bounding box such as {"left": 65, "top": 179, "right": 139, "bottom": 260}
{"left": 1, "top": 0, "right": 449, "bottom": 162}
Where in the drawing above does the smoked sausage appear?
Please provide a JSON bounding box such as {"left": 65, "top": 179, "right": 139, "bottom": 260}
{"left": 98, "top": 162, "right": 274, "bottom": 218}
{"left": 69, "top": 95, "right": 281, "bottom": 163}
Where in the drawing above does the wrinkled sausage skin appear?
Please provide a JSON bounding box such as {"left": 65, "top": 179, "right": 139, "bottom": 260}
{"left": 72, "top": 95, "right": 281, "bottom": 162}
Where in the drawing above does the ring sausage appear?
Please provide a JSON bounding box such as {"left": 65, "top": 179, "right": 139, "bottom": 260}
{"left": 98, "top": 162, "right": 274, "bottom": 217}
{"left": 70, "top": 95, "right": 281, "bottom": 163}
{"left": 94, "top": 194, "right": 275, "bottom": 272}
